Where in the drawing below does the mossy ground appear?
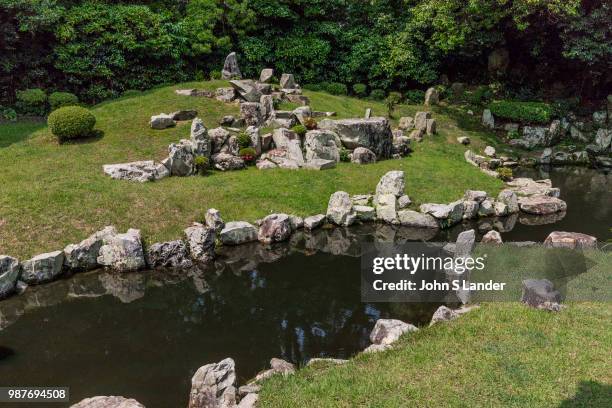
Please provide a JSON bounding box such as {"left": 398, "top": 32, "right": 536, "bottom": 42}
{"left": 0, "top": 80, "right": 504, "bottom": 258}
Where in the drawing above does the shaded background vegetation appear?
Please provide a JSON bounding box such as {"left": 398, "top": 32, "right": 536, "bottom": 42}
{"left": 1, "top": 0, "right": 610, "bottom": 105}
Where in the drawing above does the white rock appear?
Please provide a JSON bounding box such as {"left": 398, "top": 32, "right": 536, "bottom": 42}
{"left": 369, "top": 319, "right": 418, "bottom": 345}
{"left": 326, "top": 191, "right": 356, "bottom": 226}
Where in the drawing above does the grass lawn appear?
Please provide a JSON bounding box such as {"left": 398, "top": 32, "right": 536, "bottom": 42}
{"left": 0, "top": 80, "right": 503, "bottom": 259}
{"left": 259, "top": 302, "right": 612, "bottom": 407}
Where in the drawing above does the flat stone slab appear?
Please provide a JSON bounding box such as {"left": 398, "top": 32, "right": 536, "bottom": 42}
{"left": 103, "top": 161, "right": 169, "bottom": 182}
{"left": 518, "top": 195, "right": 567, "bottom": 215}
{"left": 543, "top": 231, "right": 597, "bottom": 249}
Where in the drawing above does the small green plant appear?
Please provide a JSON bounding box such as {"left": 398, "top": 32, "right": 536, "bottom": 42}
{"left": 121, "top": 89, "right": 142, "bottom": 98}
{"left": 496, "top": 167, "right": 513, "bottom": 181}
{"left": 303, "top": 83, "right": 323, "bottom": 92}
{"left": 339, "top": 147, "right": 351, "bottom": 162}
{"left": 352, "top": 83, "right": 367, "bottom": 97}
{"left": 49, "top": 92, "right": 79, "bottom": 110}
{"left": 291, "top": 124, "right": 307, "bottom": 137}
{"left": 489, "top": 101, "right": 552, "bottom": 124}
{"left": 386, "top": 92, "right": 402, "bottom": 118}
{"left": 15, "top": 88, "right": 47, "bottom": 115}
{"left": 194, "top": 156, "right": 210, "bottom": 175}
{"left": 323, "top": 82, "right": 348, "bottom": 95}
{"left": 209, "top": 70, "right": 222, "bottom": 80}
{"left": 0, "top": 106, "right": 17, "bottom": 122}
{"left": 237, "top": 131, "right": 252, "bottom": 148}
{"left": 507, "top": 129, "right": 520, "bottom": 139}
{"left": 239, "top": 147, "right": 257, "bottom": 164}
{"left": 369, "top": 89, "right": 385, "bottom": 100}
{"left": 405, "top": 89, "right": 425, "bottom": 104}
{"left": 468, "top": 85, "right": 492, "bottom": 106}
{"left": 47, "top": 106, "right": 96, "bottom": 142}
{"left": 304, "top": 117, "right": 318, "bottom": 130}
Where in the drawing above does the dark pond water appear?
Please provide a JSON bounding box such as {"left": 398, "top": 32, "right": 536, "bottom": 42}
{"left": 0, "top": 166, "right": 609, "bottom": 407}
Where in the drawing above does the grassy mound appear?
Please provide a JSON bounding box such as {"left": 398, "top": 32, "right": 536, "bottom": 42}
{"left": 0, "top": 80, "right": 502, "bottom": 258}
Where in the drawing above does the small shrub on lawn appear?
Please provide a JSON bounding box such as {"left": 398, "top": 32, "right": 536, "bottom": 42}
{"left": 0, "top": 106, "right": 17, "bottom": 122}
{"left": 239, "top": 147, "right": 257, "bottom": 164}
{"left": 468, "top": 85, "right": 492, "bottom": 106}
{"left": 507, "top": 129, "right": 520, "bottom": 139}
{"left": 237, "top": 131, "right": 251, "bottom": 148}
{"left": 386, "top": 92, "right": 402, "bottom": 117}
{"left": 339, "top": 147, "right": 351, "bottom": 162}
{"left": 324, "top": 82, "right": 348, "bottom": 95}
{"left": 194, "top": 156, "right": 210, "bottom": 175}
{"left": 303, "top": 83, "right": 323, "bottom": 92}
{"left": 209, "top": 70, "right": 222, "bottom": 80}
{"left": 496, "top": 167, "right": 513, "bottom": 181}
{"left": 369, "top": 89, "right": 385, "bottom": 100}
{"left": 16, "top": 88, "right": 47, "bottom": 115}
{"left": 121, "top": 89, "right": 142, "bottom": 97}
{"left": 352, "top": 83, "right": 367, "bottom": 97}
{"left": 489, "top": 101, "right": 552, "bottom": 124}
{"left": 47, "top": 106, "right": 96, "bottom": 142}
{"left": 49, "top": 92, "right": 79, "bottom": 110}
{"left": 405, "top": 89, "right": 425, "bottom": 104}
{"left": 304, "top": 117, "right": 318, "bottom": 130}
{"left": 291, "top": 124, "right": 307, "bottom": 137}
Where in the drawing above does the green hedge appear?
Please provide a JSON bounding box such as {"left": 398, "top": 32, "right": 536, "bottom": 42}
{"left": 49, "top": 92, "right": 79, "bottom": 110}
{"left": 488, "top": 101, "right": 553, "bottom": 124}
{"left": 47, "top": 106, "right": 96, "bottom": 141}
{"left": 16, "top": 88, "right": 47, "bottom": 115}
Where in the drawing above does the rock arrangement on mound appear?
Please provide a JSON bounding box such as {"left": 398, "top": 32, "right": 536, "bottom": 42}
{"left": 464, "top": 147, "right": 518, "bottom": 178}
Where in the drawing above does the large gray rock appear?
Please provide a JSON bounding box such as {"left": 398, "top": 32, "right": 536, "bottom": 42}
{"left": 188, "top": 358, "right": 237, "bottom": 408}
{"left": 482, "top": 109, "right": 494, "bottom": 129}
{"left": 103, "top": 161, "right": 169, "bottom": 183}
{"left": 171, "top": 110, "right": 198, "bottom": 121}
{"left": 215, "top": 87, "right": 236, "bottom": 103}
{"left": 354, "top": 205, "right": 376, "bottom": 221}
{"left": 259, "top": 68, "right": 274, "bottom": 83}
{"left": 184, "top": 223, "right": 216, "bottom": 263}
{"left": 97, "top": 229, "right": 145, "bottom": 272}
{"left": 481, "top": 230, "right": 502, "bottom": 244}
{"left": 304, "top": 214, "right": 326, "bottom": 230}
{"left": 70, "top": 396, "right": 145, "bottom": 408}
{"left": 212, "top": 153, "right": 245, "bottom": 171}
{"left": 319, "top": 117, "right": 393, "bottom": 158}
{"left": 506, "top": 178, "right": 560, "bottom": 198}
{"left": 397, "top": 210, "right": 439, "bottom": 229}
{"left": 64, "top": 226, "right": 117, "bottom": 271}
{"left": 240, "top": 102, "right": 263, "bottom": 126}
{"left": 375, "top": 194, "right": 398, "bottom": 224}
{"left": 221, "top": 52, "right": 241, "bottom": 79}
{"left": 147, "top": 240, "right": 193, "bottom": 268}
{"left": 398, "top": 117, "right": 414, "bottom": 130}
{"left": 521, "top": 279, "right": 562, "bottom": 309}
{"left": 150, "top": 113, "right": 175, "bottom": 130}
{"left": 594, "top": 128, "right": 612, "bottom": 151}
{"left": 258, "top": 213, "right": 292, "bottom": 244}
{"left": 230, "top": 80, "right": 261, "bottom": 102}
{"left": 0, "top": 256, "right": 20, "bottom": 298}
{"left": 415, "top": 112, "right": 431, "bottom": 131}
{"left": 272, "top": 128, "right": 300, "bottom": 149}
{"left": 191, "top": 118, "right": 211, "bottom": 158}
{"left": 518, "top": 196, "right": 567, "bottom": 215}
{"left": 326, "top": 191, "right": 356, "bottom": 226}
{"left": 209, "top": 127, "right": 231, "bottom": 154}
{"left": 168, "top": 140, "right": 195, "bottom": 176}
{"left": 293, "top": 106, "right": 312, "bottom": 126}
{"left": 424, "top": 87, "right": 439, "bottom": 105}
{"left": 455, "top": 229, "right": 475, "bottom": 258}
{"left": 369, "top": 319, "right": 418, "bottom": 345}
{"left": 260, "top": 95, "right": 274, "bottom": 120}
{"left": 430, "top": 306, "right": 459, "bottom": 325}
{"left": 304, "top": 130, "right": 341, "bottom": 162}
{"left": 220, "top": 221, "right": 258, "bottom": 245}
{"left": 279, "top": 73, "right": 296, "bottom": 89}
{"left": 497, "top": 189, "right": 519, "bottom": 214}
{"left": 375, "top": 170, "right": 405, "bottom": 198}
{"left": 351, "top": 147, "right": 377, "bottom": 164}
{"left": 543, "top": 231, "right": 597, "bottom": 250}
{"left": 205, "top": 208, "right": 225, "bottom": 233}
{"left": 420, "top": 200, "right": 463, "bottom": 228}
{"left": 21, "top": 250, "right": 65, "bottom": 284}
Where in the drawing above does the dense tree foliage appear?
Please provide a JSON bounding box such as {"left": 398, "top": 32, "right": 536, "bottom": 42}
{"left": 1, "top": 0, "right": 610, "bottom": 104}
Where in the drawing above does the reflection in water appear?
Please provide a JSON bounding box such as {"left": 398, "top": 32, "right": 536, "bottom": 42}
{"left": 0, "top": 224, "right": 444, "bottom": 408}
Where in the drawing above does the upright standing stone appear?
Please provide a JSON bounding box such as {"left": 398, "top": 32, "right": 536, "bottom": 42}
{"left": 280, "top": 74, "right": 296, "bottom": 89}
{"left": 97, "top": 229, "right": 146, "bottom": 272}
{"left": 482, "top": 109, "right": 495, "bottom": 129}
{"left": 189, "top": 358, "right": 237, "bottom": 408}
{"left": 168, "top": 140, "right": 195, "bottom": 176}
{"left": 326, "top": 191, "right": 356, "bottom": 226}
{"left": 191, "top": 118, "right": 210, "bottom": 158}
{"left": 184, "top": 223, "right": 216, "bottom": 263}
{"left": 259, "top": 68, "right": 274, "bottom": 83}
{"left": 221, "top": 52, "right": 241, "bottom": 79}
{"left": 424, "top": 87, "right": 439, "bottom": 105}
{"left": 414, "top": 112, "right": 431, "bottom": 131}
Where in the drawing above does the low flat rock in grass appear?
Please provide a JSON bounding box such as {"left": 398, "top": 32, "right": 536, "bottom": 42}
{"left": 506, "top": 178, "right": 560, "bottom": 197}
{"left": 150, "top": 113, "right": 176, "bottom": 129}
{"left": 518, "top": 195, "right": 567, "bottom": 215}
{"left": 543, "top": 231, "right": 597, "bottom": 249}
{"left": 319, "top": 117, "right": 393, "bottom": 158}
{"left": 370, "top": 319, "right": 418, "bottom": 345}
{"left": 103, "top": 161, "right": 169, "bottom": 182}
{"left": 397, "top": 210, "right": 439, "bottom": 229}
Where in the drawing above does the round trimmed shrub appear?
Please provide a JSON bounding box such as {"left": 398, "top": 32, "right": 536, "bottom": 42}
{"left": 47, "top": 106, "right": 96, "bottom": 141}
{"left": 16, "top": 88, "right": 47, "bottom": 115}
{"left": 352, "top": 83, "right": 367, "bottom": 97}
{"left": 369, "top": 89, "right": 385, "bottom": 100}
{"left": 49, "top": 92, "right": 79, "bottom": 110}
{"left": 324, "top": 82, "right": 348, "bottom": 95}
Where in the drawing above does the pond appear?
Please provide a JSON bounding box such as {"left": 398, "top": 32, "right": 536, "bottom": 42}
{"left": 0, "top": 166, "right": 609, "bottom": 407}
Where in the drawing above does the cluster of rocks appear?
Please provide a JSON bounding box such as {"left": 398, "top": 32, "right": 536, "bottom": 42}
{"left": 464, "top": 146, "right": 518, "bottom": 178}
{"left": 150, "top": 109, "right": 198, "bottom": 130}
{"left": 397, "top": 111, "right": 438, "bottom": 142}
{"left": 482, "top": 97, "right": 612, "bottom": 168}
